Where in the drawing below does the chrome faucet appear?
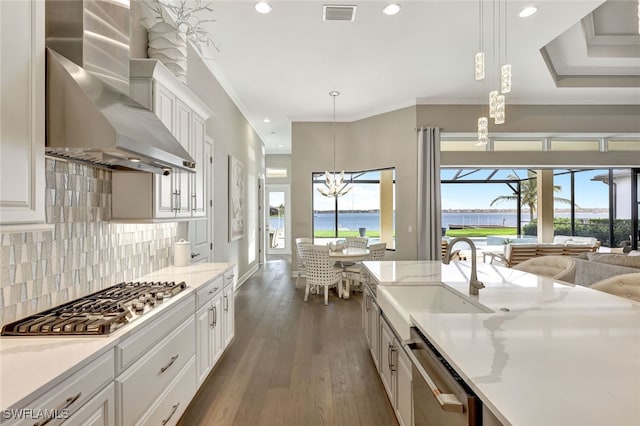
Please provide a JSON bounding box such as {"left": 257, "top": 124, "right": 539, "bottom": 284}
{"left": 442, "top": 237, "right": 485, "bottom": 296}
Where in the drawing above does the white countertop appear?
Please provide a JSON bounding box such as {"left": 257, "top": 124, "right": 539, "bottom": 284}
{"left": 0, "top": 262, "right": 233, "bottom": 410}
{"left": 365, "top": 260, "right": 640, "bottom": 426}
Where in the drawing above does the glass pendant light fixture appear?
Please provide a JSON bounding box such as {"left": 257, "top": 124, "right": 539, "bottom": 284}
{"left": 477, "top": 117, "right": 489, "bottom": 146}
{"left": 494, "top": 94, "right": 505, "bottom": 124}
{"left": 317, "top": 91, "right": 352, "bottom": 198}
{"left": 475, "top": 0, "right": 485, "bottom": 80}
{"left": 489, "top": 90, "right": 498, "bottom": 118}
{"left": 500, "top": 0, "right": 512, "bottom": 94}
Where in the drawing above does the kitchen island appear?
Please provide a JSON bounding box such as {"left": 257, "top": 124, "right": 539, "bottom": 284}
{"left": 364, "top": 260, "right": 640, "bottom": 426}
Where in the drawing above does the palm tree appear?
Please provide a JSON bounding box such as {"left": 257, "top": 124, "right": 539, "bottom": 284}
{"left": 490, "top": 171, "right": 574, "bottom": 222}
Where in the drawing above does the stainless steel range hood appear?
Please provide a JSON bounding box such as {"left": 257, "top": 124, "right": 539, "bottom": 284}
{"left": 45, "top": 0, "right": 195, "bottom": 175}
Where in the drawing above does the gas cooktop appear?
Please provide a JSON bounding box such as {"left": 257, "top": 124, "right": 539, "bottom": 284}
{"left": 1, "top": 281, "right": 187, "bottom": 336}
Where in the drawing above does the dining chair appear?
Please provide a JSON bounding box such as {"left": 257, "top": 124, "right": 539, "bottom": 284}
{"left": 294, "top": 237, "right": 312, "bottom": 287}
{"left": 345, "top": 237, "right": 368, "bottom": 249}
{"left": 344, "top": 242, "right": 387, "bottom": 295}
{"left": 299, "top": 244, "right": 344, "bottom": 305}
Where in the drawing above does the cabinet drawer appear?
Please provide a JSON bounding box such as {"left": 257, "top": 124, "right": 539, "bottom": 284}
{"left": 64, "top": 382, "right": 115, "bottom": 426}
{"left": 195, "top": 276, "right": 223, "bottom": 309}
{"left": 224, "top": 270, "right": 235, "bottom": 289}
{"left": 8, "top": 350, "right": 114, "bottom": 426}
{"left": 136, "top": 356, "right": 196, "bottom": 426}
{"left": 115, "top": 295, "right": 194, "bottom": 372}
{"left": 116, "top": 316, "right": 195, "bottom": 426}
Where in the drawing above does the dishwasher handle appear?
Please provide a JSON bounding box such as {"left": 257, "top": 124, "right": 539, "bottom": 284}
{"left": 403, "top": 340, "right": 464, "bottom": 413}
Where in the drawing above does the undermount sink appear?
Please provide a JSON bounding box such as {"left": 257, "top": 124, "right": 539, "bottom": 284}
{"left": 377, "top": 285, "right": 494, "bottom": 339}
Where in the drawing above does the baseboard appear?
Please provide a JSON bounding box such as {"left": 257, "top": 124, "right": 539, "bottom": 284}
{"left": 236, "top": 264, "right": 260, "bottom": 290}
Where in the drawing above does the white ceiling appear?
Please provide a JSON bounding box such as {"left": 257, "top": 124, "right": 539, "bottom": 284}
{"left": 198, "top": 0, "right": 640, "bottom": 154}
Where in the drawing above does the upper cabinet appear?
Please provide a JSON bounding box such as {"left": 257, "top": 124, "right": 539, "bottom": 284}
{"left": 0, "top": 1, "right": 46, "bottom": 226}
{"left": 112, "top": 59, "right": 213, "bottom": 221}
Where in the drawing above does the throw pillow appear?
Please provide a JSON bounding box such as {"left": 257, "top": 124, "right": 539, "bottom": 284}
{"left": 628, "top": 250, "right": 640, "bottom": 257}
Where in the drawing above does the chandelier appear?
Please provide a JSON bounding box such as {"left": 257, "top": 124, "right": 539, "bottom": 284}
{"left": 317, "top": 91, "right": 352, "bottom": 198}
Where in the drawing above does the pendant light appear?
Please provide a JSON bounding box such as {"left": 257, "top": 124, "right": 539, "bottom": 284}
{"left": 317, "top": 91, "right": 352, "bottom": 198}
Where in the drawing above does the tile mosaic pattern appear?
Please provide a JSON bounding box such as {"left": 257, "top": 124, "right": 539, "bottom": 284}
{"left": 0, "top": 159, "right": 175, "bottom": 326}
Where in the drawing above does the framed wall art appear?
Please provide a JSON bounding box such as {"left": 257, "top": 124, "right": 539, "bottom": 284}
{"left": 229, "top": 155, "right": 245, "bottom": 241}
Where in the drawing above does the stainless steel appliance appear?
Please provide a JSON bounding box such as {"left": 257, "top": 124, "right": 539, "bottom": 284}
{"left": 44, "top": 0, "right": 196, "bottom": 175}
{"left": 404, "top": 327, "right": 482, "bottom": 426}
{"left": 1, "top": 281, "right": 186, "bottom": 336}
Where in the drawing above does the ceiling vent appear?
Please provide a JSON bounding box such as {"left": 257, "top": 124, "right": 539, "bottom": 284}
{"left": 323, "top": 5, "right": 357, "bottom": 21}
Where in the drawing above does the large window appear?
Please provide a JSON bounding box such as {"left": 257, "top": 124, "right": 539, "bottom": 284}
{"left": 440, "top": 168, "right": 636, "bottom": 248}
{"left": 312, "top": 168, "right": 395, "bottom": 248}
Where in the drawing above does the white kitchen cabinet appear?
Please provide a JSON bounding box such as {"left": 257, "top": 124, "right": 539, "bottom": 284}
{"left": 174, "top": 98, "right": 192, "bottom": 218}
{"left": 379, "top": 315, "right": 413, "bottom": 426}
{"left": 191, "top": 113, "right": 207, "bottom": 217}
{"left": 113, "top": 59, "right": 213, "bottom": 220}
{"left": 222, "top": 270, "right": 235, "bottom": 348}
{"left": 0, "top": 0, "right": 45, "bottom": 226}
{"left": 395, "top": 343, "right": 413, "bottom": 426}
{"left": 153, "top": 83, "right": 177, "bottom": 218}
{"left": 363, "top": 285, "right": 380, "bottom": 371}
{"left": 195, "top": 276, "right": 224, "bottom": 385}
{"left": 6, "top": 350, "right": 114, "bottom": 426}
{"left": 64, "top": 382, "right": 115, "bottom": 426}
{"left": 136, "top": 357, "right": 196, "bottom": 426}
{"left": 380, "top": 317, "right": 395, "bottom": 400}
{"left": 116, "top": 311, "right": 196, "bottom": 425}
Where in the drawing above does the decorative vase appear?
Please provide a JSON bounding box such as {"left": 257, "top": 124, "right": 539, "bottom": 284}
{"left": 147, "top": 22, "right": 188, "bottom": 83}
{"left": 359, "top": 227, "right": 366, "bottom": 237}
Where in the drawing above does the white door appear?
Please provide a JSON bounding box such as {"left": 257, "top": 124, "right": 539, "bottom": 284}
{"left": 266, "top": 184, "right": 291, "bottom": 255}
{"left": 189, "top": 138, "right": 212, "bottom": 263}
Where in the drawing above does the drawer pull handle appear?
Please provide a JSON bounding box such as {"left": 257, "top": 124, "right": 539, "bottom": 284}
{"left": 209, "top": 306, "right": 215, "bottom": 327}
{"left": 160, "top": 355, "right": 179, "bottom": 374}
{"left": 208, "top": 287, "right": 219, "bottom": 295}
{"left": 224, "top": 295, "right": 228, "bottom": 312}
{"left": 33, "top": 392, "right": 82, "bottom": 426}
{"left": 161, "top": 402, "right": 180, "bottom": 425}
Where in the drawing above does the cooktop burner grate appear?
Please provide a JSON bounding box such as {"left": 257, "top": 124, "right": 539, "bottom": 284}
{"left": 1, "top": 281, "right": 187, "bottom": 336}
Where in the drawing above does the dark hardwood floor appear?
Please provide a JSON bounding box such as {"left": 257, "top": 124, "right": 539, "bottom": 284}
{"left": 178, "top": 256, "right": 397, "bottom": 426}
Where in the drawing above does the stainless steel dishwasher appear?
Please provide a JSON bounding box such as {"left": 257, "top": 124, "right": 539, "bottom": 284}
{"left": 403, "top": 327, "right": 482, "bottom": 426}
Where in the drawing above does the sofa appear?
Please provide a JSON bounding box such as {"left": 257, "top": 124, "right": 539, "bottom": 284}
{"left": 574, "top": 251, "right": 640, "bottom": 286}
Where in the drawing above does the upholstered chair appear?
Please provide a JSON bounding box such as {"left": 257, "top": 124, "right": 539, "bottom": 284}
{"left": 512, "top": 255, "right": 577, "bottom": 284}
{"left": 590, "top": 273, "right": 640, "bottom": 303}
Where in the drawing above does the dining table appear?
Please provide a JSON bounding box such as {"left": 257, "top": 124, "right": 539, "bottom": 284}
{"left": 329, "top": 247, "right": 370, "bottom": 299}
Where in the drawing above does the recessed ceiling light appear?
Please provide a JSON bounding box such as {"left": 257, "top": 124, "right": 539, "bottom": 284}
{"left": 382, "top": 3, "right": 401, "bottom": 16}
{"left": 278, "top": 144, "right": 283, "bottom": 148}
{"left": 519, "top": 6, "right": 538, "bottom": 18}
{"left": 264, "top": 118, "right": 271, "bottom": 123}
{"left": 255, "top": 2, "right": 272, "bottom": 14}
{"left": 128, "top": 157, "right": 141, "bottom": 163}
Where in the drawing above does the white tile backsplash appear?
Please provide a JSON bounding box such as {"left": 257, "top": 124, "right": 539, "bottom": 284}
{"left": 0, "top": 159, "right": 176, "bottom": 326}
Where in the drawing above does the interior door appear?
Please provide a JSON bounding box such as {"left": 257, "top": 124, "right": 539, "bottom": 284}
{"left": 266, "top": 184, "right": 290, "bottom": 255}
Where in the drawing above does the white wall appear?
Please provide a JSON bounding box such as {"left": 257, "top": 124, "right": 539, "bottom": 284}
{"left": 186, "top": 48, "right": 266, "bottom": 284}
{"left": 292, "top": 107, "right": 417, "bottom": 260}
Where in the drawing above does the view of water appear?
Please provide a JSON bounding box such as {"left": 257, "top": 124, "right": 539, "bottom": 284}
{"left": 269, "top": 211, "right": 610, "bottom": 232}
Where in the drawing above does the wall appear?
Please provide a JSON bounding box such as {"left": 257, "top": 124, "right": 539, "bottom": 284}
{"left": 186, "top": 47, "right": 266, "bottom": 284}
{"left": 292, "top": 103, "right": 640, "bottom": 262}
{"left": 291, "top": 107, "right": 417, "bottom": 260}
{"left": 419, "top": 104, "right": 640, "bottom": 167}
{"left": 266, "top": 154, "right": 292, "bottom": 185}
{"left": 0, "top": 159, "right": 175, "bottom": 326}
